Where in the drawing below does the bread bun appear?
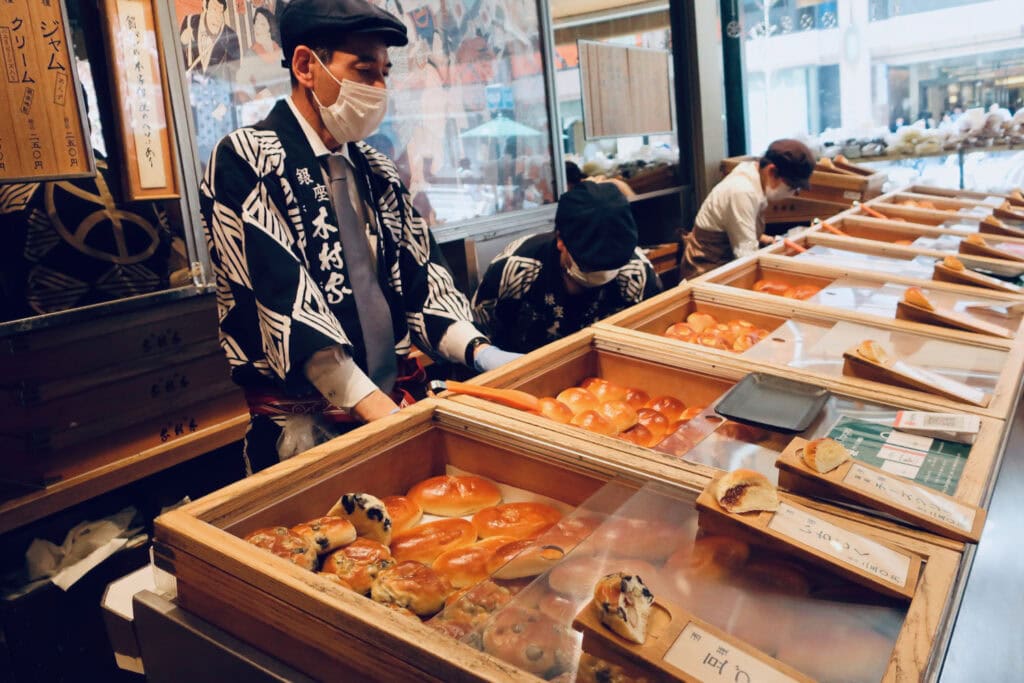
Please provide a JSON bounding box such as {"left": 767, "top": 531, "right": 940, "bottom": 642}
{"left": 582, "top": 378, "right": 627, "bottom": 404}
{"left": 593, "top": 573, "right": 655, "bottom": 644}
{"left": 802, "top": 437, "right": 851, "bottom": 473}
{"left": 856, "top": 339, "right": 890, "bottom": 364}
{"left": 665, "top": 322, "right": 696, "bottom": 342}
{"left": 643, "top": 396, "right": 686, "bottom": 422}
{"left": 713, "top": 323, "right": 737, "bottom": 345}
{"left": 536, "top": 397, "right": 574, "bottom": 424}
{"left": 327, "top": 492, "right": 393, "bottom": 545}
{"left": 482, "top": 605, "right": 576, "bottom": 675}
{"left": 636, "top": 408, "right": 669, "bottom": 438}
{"left": 698, "top": 331, "right": 731, "bottom": 350}
{"left": 965, "top": 233, "right": 988, "bottom": 246}
{"left": 727, "top": 319, "right": 755, "bottom": 335}
{"left": 381, "top": 496, "right": 423, "bottom": 535}
{"left": 370, "top": 561, "right": 454, "bottom": 617}
{"left": 713, "top": 469, "right": 780, "bottom": 513}
{"left": 792, "top": 284, "right": 821, "bottom": 300}
{"left": 617, "top": 423, "right": 657, "bottom": 448}
{"left": 686, "top": 312, "right": 718, "bottom": 333}
{"left": 903, "top": 286, "right": 934, "bottom": 311}
{"left": 732, "top": 332, "right": 758, "bottom": 352}
{"left": 244, "top": 527, "right": 317, "bottom": 570}
{"left": 665, "top": 536, "right": 750, "bottom": 580}
{"left": 622, "top": 387, "right": 651, "bottom": 410}
{"left": 487, "top": 539, "right": 566, "bottom": 579}
{"left": 289, "top": 516, "right": 357, "bottom": 555}
{"left": 570, "top": 409, "right": 617, "bottom": 435}
{"left": 556, "top": 387, "right": 600, "bottom": 416}
{"left": 317, "top": 572, "right": 353, "bottom": 590}
{"left": 678, "top": 406, "right": 704, "bottom": 422}
{"left": 432, "top": 536, "right": 518, "bottom": 588}
{"left": 380, "top": 602, "right": 419, "bottom": 619}
{"left": 599, "top": 400, "right": 638, "bottom": 433}
{"left": 472, "top": 502, "right": 563, "bottom": 540}
{"left": 390, "top": 518, "right": 477, "bottom": 564}
{"left": 753, "top": 279, "right": 791, "bottom": 295}
{"left": 407, "top": 474, "right": 502, "bottom": 516}
{"left": 943, "top": 255, "right": 966, "bottom": 271}
{"left": 780, "top": 286, "right": 798, "bottom": 298}
{"left": 321, "top": 538, "right": 395, "bottom": 593}
{"left": 440, "top": 580, "right": 513, "bottom": 630}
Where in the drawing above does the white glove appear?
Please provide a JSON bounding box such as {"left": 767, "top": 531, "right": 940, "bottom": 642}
{"left": 473, "top": 345, "right": 523, "bottom": 372}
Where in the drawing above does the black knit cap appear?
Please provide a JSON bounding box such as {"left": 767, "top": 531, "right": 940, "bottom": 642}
{"left": 555, "top": 181, "right": 638, "bottom": 272}
{"left": 762, "top": 138, "right": 816, "bottom": 190}
{"left": 278, "top": 0, "right": 408, "bottom": 68}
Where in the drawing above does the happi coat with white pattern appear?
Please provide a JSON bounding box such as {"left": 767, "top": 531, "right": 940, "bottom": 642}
{"left": 472, "top": 233, "right": 661, "bottom": 353}
{"left": 200, "top": 99, "right": 473, "bottom": 396}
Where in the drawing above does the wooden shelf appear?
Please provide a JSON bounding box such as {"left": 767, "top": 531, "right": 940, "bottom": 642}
{"left": 0, "top": 398, "right": 248, "bottom": 534}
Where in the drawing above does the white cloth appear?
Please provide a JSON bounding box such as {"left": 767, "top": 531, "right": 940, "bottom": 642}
{"left": 694, "top": 161, "right": 766, "bottom": 260}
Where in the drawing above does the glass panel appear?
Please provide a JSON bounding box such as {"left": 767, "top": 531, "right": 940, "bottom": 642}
{"left": 737, "top": 1, "right": 1024, "bottom": 192}
{"left": 552, "top": 10, "right": 679, "bottom": 195}
{"left": 171, "top": 0, "right": 555, "bottom": 226}
{"left": 0, "top": 1, "right": 193, "bottom": 325}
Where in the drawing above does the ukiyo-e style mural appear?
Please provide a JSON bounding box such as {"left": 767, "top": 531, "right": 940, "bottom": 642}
{"left": 173, "top": 0, "right": 555, "bottom": 226}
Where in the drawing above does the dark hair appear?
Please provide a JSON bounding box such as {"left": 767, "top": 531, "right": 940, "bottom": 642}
{"left": 253, "top": 7, "right": 279, "bottom": 42}
{"left": 565, "top": 161, "right": 585, "bottom": 188}
{"left": 287, "top": 31, "right": 357, "bottom": 86}
{"left": 205, "top": 0, "right": 227, "bottom": 9}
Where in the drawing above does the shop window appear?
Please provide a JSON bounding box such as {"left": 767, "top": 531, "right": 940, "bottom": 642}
{"left": 171, "top": 0, "right": 556, "bottom": 227}
{"left": 0, "top": 2, "right": 192, "bottom": 325}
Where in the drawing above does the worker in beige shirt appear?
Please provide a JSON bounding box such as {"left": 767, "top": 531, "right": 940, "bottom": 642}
{"left": 682, "top": 139, "right": 815, "bottom": 279}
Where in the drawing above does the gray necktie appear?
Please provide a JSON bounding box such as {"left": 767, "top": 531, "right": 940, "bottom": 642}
{"left": 325, "top": 154, "right": 397, "bottom": 393}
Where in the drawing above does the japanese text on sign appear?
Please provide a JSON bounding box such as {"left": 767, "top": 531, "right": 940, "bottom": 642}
{"left": 663, "top": 622, "right": 799, "bottom": 683}
{"left": 843, "top": 463, "right": 975, "bottom": 533}
{"left": 117, "top": 0, "right": 167, "bottom": 189}
{"left": 767, "top": 502, "right": 911, "bottom": 587}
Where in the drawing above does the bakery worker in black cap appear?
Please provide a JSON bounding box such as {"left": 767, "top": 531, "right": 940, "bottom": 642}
{"left": 682, "top": 138, "right": 816, "bottom": 279}
{"left": 200, "top": 0, "right": 519, "bottom": 473}
{"left": 473, "top": 180, "right": 662, "bottom": 353}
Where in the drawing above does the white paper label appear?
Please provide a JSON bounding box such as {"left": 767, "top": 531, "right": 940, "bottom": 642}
{"left": 768, "top": 503, "right": 911, "bottom": 587}
{"left": 891, "top": 360, "right": 988, "bottom": 406}
{"left": 117, "top": 0, "right": 168, "bottom": 189}
{"left": 843, "top": 463, "right": 976, "bottom": 533}
{"left": 884, "top": 429, "right": 935, "bottom": 451}
{"left": 664, "top": 622, "right": 799, "bottom": 683}
{"left": 877, "top": 445, "right": 927, "bottom": 468}
{"left": 844, "top": 190, "right": 861, "bottom": 200}
{"left": 881, "top": 460, "right": 920, "bottom": 478}
{"left": 894, "top": 411, "right": 981, "bottom": 435}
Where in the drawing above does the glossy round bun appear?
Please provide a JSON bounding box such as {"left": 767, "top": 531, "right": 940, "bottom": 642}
{"left": 487, "top": 539, "right": 566, "bottom": 580}
{"left": 381, "top": 495, "right": 423, "bottom": 535}
{"left": 753, "top": 279, "right": 791, "bottom": 296}
{"left": 792, "top": 284, "right": 820, "bottom": 300}
{"left": 599, "top": 400, "right": 638, "bottom": 433}
{"left": 321, "top": 538, "right": 395, "bottom": 593}
{"left": 482, "top": 606, "right": 575, "bottom": 675}
{"left": 622, "top": 387, "right": 651, "bottom": 410}
{"left": 432, "top": 536, "right": 518, "bottom": 588}
{"left": 618, "top": 423, "right": 658, "bottom": 448}
{"left": 370, "top": 561, "right": 453, "bottom": 617}
{"left": 636, "top": 408, "right": 669, "bottom": 438}
{"left": 289, "top": 516, "right": 357, "bottom": 555}
{"left": 390, "top": 518, "right": 477, "bottom": 564}
{"left": 665, "top": 322, "right": 696, "bottom": 342}
{"left": 245, "top": 527, "right": 317, "bottom": 570}
{"left": 536, "top": 397, "right": 574, "bottom": 424}
{"left": 686, "top": 311, "right": 717, "bottom": 333}
{"left": 570, "top": 409, "right": 616, "bottom": 435}
{"left": 472, "top": 502, "right": 563, "bottom": 540}
{"left": 556, "top": 387, "right": 600, "bottom": 416}
{"left": 643, "top": 396, "right": 687, "bottom": 422}
{"left": 407, "top": 474, "right": 502, "bottom": 516}
{"left": 589, "top": 379, "right": 627, "bottom": 404}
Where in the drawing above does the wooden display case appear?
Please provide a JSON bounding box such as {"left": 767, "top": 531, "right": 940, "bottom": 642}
{"left": 811, "top": 214, "right": 1024, "bottom": 248}
{"left": 154, "top": 398, "right": 966, "bottom": 682}
{"left": 463, "top": 329, "right": 1006, "bottom": 513}
{"left": 906, "top": 185, "right": 1024, "bottom": 209}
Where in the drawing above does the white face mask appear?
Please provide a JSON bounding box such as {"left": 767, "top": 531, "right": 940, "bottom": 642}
{"left": 565, "top": 252, "right": 619, "bottom": 288}
{"left": 311, "top": 54, "right": 389, "bottom": 143}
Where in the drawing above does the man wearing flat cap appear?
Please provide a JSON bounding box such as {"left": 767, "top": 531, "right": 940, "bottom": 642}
{"left": 200, "top": 0, "right": 518, "bottom": 473}
{"left": 682, "top": 138, "right": 815, "bottom": 278}
{"left": 473, "top": 181, "right": 661, "bottom": 353}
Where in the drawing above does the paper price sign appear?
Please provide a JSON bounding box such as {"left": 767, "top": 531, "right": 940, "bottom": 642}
{"left": 664, "top": 623, "right": 800, "bottom": 683}
{"left": 844, "top": 463, "right": 976, "bottom": 533}
{"left": 768, "top": 503, "right": 911, "bottom": 588}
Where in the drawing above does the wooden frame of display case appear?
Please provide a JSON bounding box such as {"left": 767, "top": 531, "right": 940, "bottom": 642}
{"left": 808, "top": 214, "right": 1024, "bottom": 249}
{"left": 462, "top": 329, "right": 1007, "bottom": 516}
{"left": 854, "top": 202, "right": 991, "bottom": 227}
{"left": 154, "top": 397, "right": 965, "bottom": 682}
{"left": 905, "top": 185, "right": 1024, "bottom": 208}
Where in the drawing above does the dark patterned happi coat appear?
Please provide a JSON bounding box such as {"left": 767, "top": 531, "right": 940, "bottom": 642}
{"left": 473, "top": 233, "right": 661, "bottom": 353}
{"left": 201, "top": 99, "right": 474, "bottom": 395}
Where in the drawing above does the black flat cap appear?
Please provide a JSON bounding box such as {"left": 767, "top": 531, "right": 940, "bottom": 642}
{"left": 762, "top": 138, "right": 816, "bottom": 190}
{"left": 279, "top": 0, "right": 408, "bottom": 67}
{"left": 556, "top": 181, "right": 638, "bottom": 272}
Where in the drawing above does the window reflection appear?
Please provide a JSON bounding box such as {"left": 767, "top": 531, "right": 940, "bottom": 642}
{"left": 174, "top": 0, "right": 555, "bottom": 226}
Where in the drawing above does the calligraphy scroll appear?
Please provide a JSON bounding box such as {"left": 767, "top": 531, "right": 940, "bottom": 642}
{"left": 0, "top": 0, "right": 95, "bottom": 182}
{"left": 578, "top": 39, "right": 673, "bottom": 140}
{"left": 101, "top": 0, "right": 179, "bottom": 199}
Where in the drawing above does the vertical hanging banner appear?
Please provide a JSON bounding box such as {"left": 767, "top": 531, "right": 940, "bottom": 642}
{"left": 101, "top": 0, "right": 179, "bottom": 199}
{"left": 0, "top": 0, "right": 95, "bottom": 182}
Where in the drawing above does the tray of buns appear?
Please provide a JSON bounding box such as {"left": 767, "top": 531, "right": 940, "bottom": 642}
{"left": 154, "top": 399, "right": 964, "bottom": 682}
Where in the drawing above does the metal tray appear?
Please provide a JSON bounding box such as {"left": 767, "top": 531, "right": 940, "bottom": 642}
{"left": 714, "top": 373, "right": 830, "bottom": 433}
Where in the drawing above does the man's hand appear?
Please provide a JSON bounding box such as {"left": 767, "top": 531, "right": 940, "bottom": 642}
{"left": 759, "top": 234, "right": 778, "bottom": 246}
{"left": 473, "top": 344, "right": 524, "bottom": 372}
{"left": 352, "top": 390, "right": 401, "bottom": 422}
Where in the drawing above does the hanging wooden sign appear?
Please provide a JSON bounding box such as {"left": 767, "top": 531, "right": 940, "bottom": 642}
{"left": 100, "top": 0, "right": 180, "bottom": 199}
{"left": 0, "top": 0, "right": 95, "bottom": 183}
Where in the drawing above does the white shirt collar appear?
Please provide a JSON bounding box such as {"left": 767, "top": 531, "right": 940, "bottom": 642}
{"left": 286, "top": 94, "right": 351, "bottom": 162}
{"left": 737, "top": 161, "right": 766, "bottom": 202}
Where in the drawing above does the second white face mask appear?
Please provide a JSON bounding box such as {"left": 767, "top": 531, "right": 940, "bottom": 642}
{"left": 565, "top": 252, "right": 619, "bottom": 288}
{"left": 312, "top": 54, "right": 389, "bottom": 143}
